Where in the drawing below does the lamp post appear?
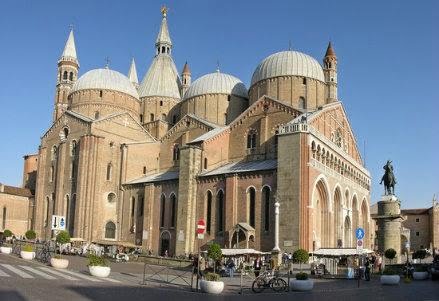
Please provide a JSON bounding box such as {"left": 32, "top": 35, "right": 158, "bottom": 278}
{"left": 272, "top": 195, "right": 281, "bottom": 268}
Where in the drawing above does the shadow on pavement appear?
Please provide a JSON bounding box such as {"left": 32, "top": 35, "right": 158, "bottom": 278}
{"left": 0, "top": 290, "right": 27, "bottom": 301}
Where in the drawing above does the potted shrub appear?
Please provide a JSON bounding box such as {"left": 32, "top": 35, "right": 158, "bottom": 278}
{"left": 200, "top": 243, "right": 224, "bottom": 294}
{"left": 1, "top": 229, "right": 13, "bottom": 254}
{"left": 413, "top": 265, "right": 429, "bottom": 280}
{"left": 380, "top": 267, "right": 400, "bottom": 285}
{"left": 25, "top": 230, "right": 36, "bottom": 241}
{"left": 290, "top": 249, "right": 313, "bottom": 291}
{"left": 384, "top": 248, "right": 397, "bottom": 264}
{"left": 20, "top": 244, "right": 35, "bottom": 260}
{"left": 50, "top": 231, "right": 70, "bottom": 269}
{"left": 88, "top": 254, "right": 111, "bottom": 278}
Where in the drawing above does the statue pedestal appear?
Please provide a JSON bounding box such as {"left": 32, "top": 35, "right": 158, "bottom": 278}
{"left": 375, "top": 195, "right": 404, "bottom": 263}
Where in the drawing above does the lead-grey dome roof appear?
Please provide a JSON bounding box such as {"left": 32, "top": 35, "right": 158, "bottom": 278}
{"left": 183, "top": 71, "right": 248, "bottom": 100}
{"left": 139, "top": 55, "right": 181, "bottom": 99}
{"left": 251, "top": 51, "right": 325, "bottom": 86}
{"left": 71, "top": 68, "right": 139, "bottom": 99}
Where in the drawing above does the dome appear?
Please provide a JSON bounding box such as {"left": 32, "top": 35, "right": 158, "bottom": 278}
{"left": 251, "top": 51, "right": 325, "bottom": 86}
{"left": 183, "top": 71, "right": 248, "bottom": 100}
{"left": 139, "top": 55, "right": 181, "bottom": 99}
{"left": 71, "top": 68, "right": 139, "bottom": 99}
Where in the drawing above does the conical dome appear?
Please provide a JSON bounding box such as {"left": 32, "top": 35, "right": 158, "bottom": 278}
{"left": 139, "top": 55, "right": 181, "bottom": 99}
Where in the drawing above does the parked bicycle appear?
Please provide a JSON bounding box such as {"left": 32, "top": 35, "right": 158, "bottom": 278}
{"left": 251, "top": 270, "right": 287, "bottom": 293}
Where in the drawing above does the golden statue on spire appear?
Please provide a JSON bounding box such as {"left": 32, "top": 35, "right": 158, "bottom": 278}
{"left": 161, "top": 5, "right": 168, "bottom": 17}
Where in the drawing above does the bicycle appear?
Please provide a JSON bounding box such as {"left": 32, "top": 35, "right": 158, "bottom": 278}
{"left": 251, "top": 270, "right": 287, "bottom": 293}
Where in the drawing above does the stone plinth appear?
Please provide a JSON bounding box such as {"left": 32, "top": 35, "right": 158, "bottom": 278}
{"left": 375, "top": 195, "right": 403, "bottom": 263}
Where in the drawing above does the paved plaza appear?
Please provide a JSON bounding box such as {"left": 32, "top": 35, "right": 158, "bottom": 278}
{"left": 0, "top": 253, "right": 438, "bottom": 301}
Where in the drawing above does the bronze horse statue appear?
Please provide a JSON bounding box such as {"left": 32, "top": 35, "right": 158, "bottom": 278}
{"left": 380, "top": 160, "right": 396, "bottom": 195}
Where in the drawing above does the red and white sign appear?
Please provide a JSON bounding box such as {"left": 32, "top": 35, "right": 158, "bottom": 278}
{"left": 197, "top": 219, "right": 206, "bottom": 235}
{"left": 357, "top": 240, "right": 363, "bottom": 247}
{"left": 356, "top": 239, "right": 363, "bottom": 254}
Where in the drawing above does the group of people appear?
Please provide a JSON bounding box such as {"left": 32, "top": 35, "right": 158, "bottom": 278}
{"left": 193, "top": 255, "right": 267, "bottom": 279}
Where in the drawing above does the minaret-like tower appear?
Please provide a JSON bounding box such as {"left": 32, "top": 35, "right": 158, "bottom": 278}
{"left": 155, "top": 6, "right": 172, "bottom": 55}
{"left": 323, "top": 42, "right": 337, "bottom": 103}
{"left": 128, "top": 58, "right": 139, "bottom": 89}
{"left": 54, "top": 29, "right": 79, "bottom": 121}
{"left": 181, "top": 62, "right": 191, "bottom": 96}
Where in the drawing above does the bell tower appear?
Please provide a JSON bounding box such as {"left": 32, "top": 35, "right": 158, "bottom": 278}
{"left": 323, "top": 42, "right": 337, "bottom": 103}
{"left": 181, "top": 62, "right": 191, "bottom": 96}
{"left": 54, "top": 29, "right": 79, "bottom": 121}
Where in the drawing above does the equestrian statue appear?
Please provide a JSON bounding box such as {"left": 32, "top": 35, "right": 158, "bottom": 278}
{"left": 380, "top": 160, "right": 397, "bottom": 195}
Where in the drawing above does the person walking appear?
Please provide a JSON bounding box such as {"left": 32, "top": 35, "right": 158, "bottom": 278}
{"left": 226, "top": 258, "right": 236, "bottom": 278}
{"left": 365, "top": 258, "right": 371, "bottom": 281}
{"left": 253, "top": 256, "right": 262, "bottom": 277}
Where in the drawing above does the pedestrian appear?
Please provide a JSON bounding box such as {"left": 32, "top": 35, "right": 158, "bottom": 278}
{"left": 226, "top": 258, "right": 236, "bottom": 278}
{"left": 253, "top": 256, "right": 262, "bottom": 277}
{"left": 377, "top": 254, "right": 383, "bottom": 273}
{"left": 365, "top": 258, "right": 371, "bottom": 281}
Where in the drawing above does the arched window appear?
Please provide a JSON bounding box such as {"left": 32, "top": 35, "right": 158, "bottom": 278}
{"left": 143, "top": 166, "right": 147, "bottom": 174}
{"left": 51, "top": 146, "right": 58, "bottom": 161}
{"left": 99, "top": 90, "right": 103, "bottom": 97}
{"left": 247, "top": 130, "right": 257, "bottom": 149}
{"left": 161, "top": 113, "right": 166, "bottom": 120}
{"left": 69, "top": 72, "right": 73, "bottom": 81}
{"left": 49, "top": 165, "right": 54, "bottom": 182}
{"left": 69, "top": 194, "right": 76, "bottom": 236}
{"left": 150, "top": 113, "right": 155, "bottom": 121}
{"left": 299, "top": 97, "right": 306, "bottom": 109}
{"left": 44, "top": 197, "right": 50, "bottom": 227}
{"left": 160, "top": 101, "right": 163, "bottom": 106}
{"left": 170, "top": 194, "right": 177, "bottom": 228}
{"left": 71, "top": 140, "right": 77, "bottom": 157}
{"left": 63, "top": 71, "right": 68, "bottom": 80}
{"left": 161, "top": 46, "right": 165, "bottom": 54}
{"left": 106, "top": 163, "right": 112, "bottom": 181}
{"left": 303, "top": 78, "right": 307, "bottom": 85}
{"left": 204, "top": 158, "right": 208, "bottom": 169}
{"left": 173, "top": 144, "right": 180, "bottom": 161}
{"left": 139, "top": 114, "right": 143, "bottom": 123}
{"left": 51, "top": 193, "right": 56, "bottom": 215}
{"left": 130, "top": 197, "right": 135, "bottom": 231}
{"left": 263, "top": 186, "right": 270, "bottom": 231}
{"left": 107, "top": 192, "right": 116, "bottom": 203}
{"left": 94, "top": 111, "right": 100, "bottom": 119}
{"left": 138, "top": 196, "right": 144, "bottom": 216}
{"left": 217, "top": 190, "right": 224, "bottom": 232}
{"left": 65, "top": 195, "right": 70, "bottom": 229}
{"left": 206, "top": 191, "right": 212, "bottom": 234}
{"left": 247, "top": 187, "right": 256, "bottom": 227}
{"left": 105, "top": 221, "right": 116, "bottom": 239}
{"left": 160, "top": 195, "right": 166, "bottom": 228}
{"left": 2, "top": 207, "right": 6, "bottom": 229}
{"left": 63, "top": 127, "right": 69, "bottom": 139}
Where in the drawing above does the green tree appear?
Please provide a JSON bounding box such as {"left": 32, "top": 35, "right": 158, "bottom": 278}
{"left": 207, "top": 243, "right": 222, "bottom": 273}
{"left": 55, "top": 231, "right": 71, "bottom": 259}
{"left": 3, "top": 229, "right": 12, "bottom": 238}
{"left": 25, "top": 230, "right": 36, "bottom": 240}
{"left": 293, "top": 249, "right": 309, "bottom": 272}
{"left": 385, "top": 248, "right": 397, "bottom": 264}
{"left": 416, "top": 249, "right": 427, "bottom": 264}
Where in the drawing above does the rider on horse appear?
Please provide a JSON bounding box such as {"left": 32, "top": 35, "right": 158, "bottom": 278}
{"left": 380, "top": 160, "right": 396, "bottom": 195}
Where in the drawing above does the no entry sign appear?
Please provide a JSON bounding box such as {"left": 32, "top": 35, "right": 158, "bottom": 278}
{"left": 197, "top": 219, "right": 206, "bottom": 235}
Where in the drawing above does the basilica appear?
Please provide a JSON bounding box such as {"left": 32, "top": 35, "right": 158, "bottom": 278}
{"left": 28, "top": 8, "right": 372, "bottom": 256}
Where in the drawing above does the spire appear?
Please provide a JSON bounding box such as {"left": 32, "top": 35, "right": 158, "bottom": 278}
{"left": 60, "top": 29, "right": 78, "bottom": 62}
{"left": 155, "top": 5, "right": 172, "bottom": 52}
{"left": 325, "top": 41, "right": 336, "bottom": 58}
{"left": 128, "top": 58, "right": 139, "bottom": 85}
{"left": 182, "top": 61, "right": 190, "bottom": 75}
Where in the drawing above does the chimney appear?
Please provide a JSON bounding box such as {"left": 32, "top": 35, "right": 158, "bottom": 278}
{"left": 0, "top": 183, "right": 4, "bottom": 193}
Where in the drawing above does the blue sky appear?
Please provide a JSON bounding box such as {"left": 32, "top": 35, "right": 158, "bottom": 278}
{"left": 0, "top": 0, "right": 437, "bottom": 208}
